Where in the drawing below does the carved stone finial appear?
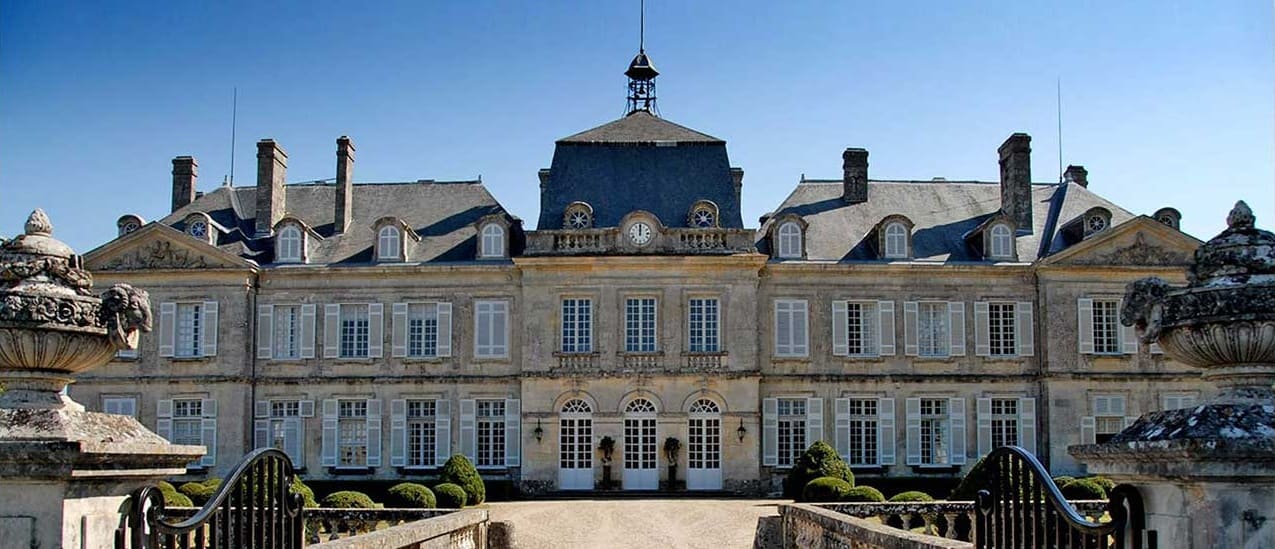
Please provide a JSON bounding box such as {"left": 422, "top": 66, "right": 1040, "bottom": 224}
{"left": 24, "top": 209, "right": 52, "bottom": 236}
{"left": 1226, "top": 200, "right": 1254, "bottom": 230}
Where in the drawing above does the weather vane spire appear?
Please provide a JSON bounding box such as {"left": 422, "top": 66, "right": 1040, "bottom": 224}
{"left": 625, "top": 0, "right": 660, "bottom": 115}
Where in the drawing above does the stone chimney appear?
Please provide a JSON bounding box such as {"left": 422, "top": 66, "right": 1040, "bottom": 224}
{"left": 335, "top": 136, "right": 355, "bottom": 234}
{"left": 998, "top": 133, "right": 1032, "bottom": 230}
{"left": 255, "top": 139, "right": 287, "bottom": 236}
{"left": 842, "top": 148, "right": 868, "bottom": 204}
{"left": 1063, "top": 165, "right": 1088, "bottom": 188}
{"left": 171, "top": 156, "right": 198, "bottom": 212}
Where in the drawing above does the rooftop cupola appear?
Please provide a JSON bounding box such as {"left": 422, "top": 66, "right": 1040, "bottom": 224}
{"left": 625, "top": 50, "right": 659, "bottom": 115}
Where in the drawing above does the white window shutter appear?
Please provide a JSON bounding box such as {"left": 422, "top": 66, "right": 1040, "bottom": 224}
{"left": 878, "top": 398, "right": 895, "bottom": 465}
{"left": 437, "top": 303, "right": 453, "bottom": 357}
{"left": 949, "top": 397, "right": 966, "bottom": 465}
{"left": 392, "top": 303, "right": 409, "bottom": 358}
{"left": 976, "top": 397, "right": 992, "bottom": 457}
{"left": 1112, "top": 396, "right": 1127, "bottom": 416}
{"left": 299, "top": 304, "right": 316, "bottom": 359}
{"left": 368, "top": 303, "right": 384, "bottom": 358}
{"left": 1016, "top": 302, "right": 1034, "bottom": 356}
{"left": 831, "top": 301, "right": 849, "bottom": 356}
{"left": 762, "top": 398, "right": 778, "bottom": 466}
{"left": 1080, "top": 416, "right": 1096, "bottom": 444}
{"left": 974, "top": 302, "right": 991, "bottom": 357}
{"left": 200, "top": 398, "right": 218, "bottom": 467}
{"left": 878, "top": 301, "right": 896, "bottom": 356}
{"left": 299, "top": 400, "right": 315, "bottom": 417}
{"left": 159, "top": 302, "right": 176, "bottom": 357}
{"left": 903, "top": 302, "right": 919, "bottom": 356}
{"left": 366, "top": 399, "right": 382, "bottom": 467}
{"left": 774, "top": 302, "right": 792, "bottom": 356}
{"left": 254, "top": 418, "right": 270, "bottom": 449}
{"left": 1077, "top": 298, "right": 1095, "bottom": 354}
{"left": 435, "top": 399, "right": 452, "bottom": 466}
{"left": 805, "top": 397, "right": 823, "bottom": 447}
{"left": 156, "top": 399, "right": 173, "bottom": 441}
{"left": 201, "top": 301, "right": 218, "bottom": 357}
{"left": 833, "top": 398, "right": 850, "bottom": 462}
{"left": 792, "top": 301, "right": 809, "bottom": 356}
{"left": 1121, "top": 308, "right": 1138, "bottom": 355}
{"left": 459, "top": 399, "right": 476, "bottom": 462}
{"left": 495, "top": 301, "right": 509, "bottom": 356}
{"left": 323, "top": 305, "right": 341, "bottom": 358}
{"left": 1018, "top": 397, "right": 1036, "bottom": 455}
{"left": 505, "top": 398, "right": 521, "bottom": 467}
{"left": 905, "top": 397, "right": 921, "bottom": 465}
{"left": 257, "top": 304, "right": 274, "bottom": 359}
{"left": 948, "top": 302, "right": 966, "bottom": 357}
{"left": 390, "top": 399, "right": 407, "bottom": 467}
{"left": 284, "top": 417, "right": 303, "bottom": 467}
{"left": 321, "top": 399, "right": 338, "bottom": 466}
{"left": 255, "top": 400, "right": 270, "bottom": 418}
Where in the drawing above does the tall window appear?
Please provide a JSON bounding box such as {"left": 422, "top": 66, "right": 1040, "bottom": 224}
{"left": 777, "top": 222, "right": 802, "bottom": 258}
{"left": 847, "top": 399, "right": 878, "bottom": 466}
{"left": 688, "top": 298, "right": 720, "bottom": 352}
{"left": 774, "top": 299, "right": 808, "bottom": 357}
{"left": 277, "top": 225, "right": 302, "bottom": 262}
{"left": 407, "top": 400, "right": 437, "bottom": 468}
{"left": 339, "top": 305, "right": 370, "bottom": 358}
{"left": 625, "top": 298, "right": 657, "bottom": 353}
{"left": 917, "top": 302, "right": 950, "bottom": 357}
{"left": 561, "top": 298, "right": 592, "bottom": 353}
{"left": 1091, "top": 299, "right": 1121, "bottom": 354}
{"left": 476, "top": 400, "right": 506, "bottom": 467}
{"left": 378, "top": 226, "right": 401, "bottom": 261}
{"left": 884, "top": 223, "right": 908, "bottom": 258}
{"left": 172, "top": 399, "right": 204, "bottom": 446}
{"left": 777, "top": 398, "right": 807, "bottom": 467}
{"left": 919, "top": 398, "right": 949, "bottom": 465}
{"left": 175, "top": 303, "right": 203, "bottom": 358}
{"left": 1093, "top": 395, "right": 1126, "bottom": 444}
{"left": 843, "top": 301, "right": 879, "bottom": 357}
{"left": 990, "top": 398, "right": 1019, "bottom": 449}
{"left": 989, "top": 224, "right": 1012, "bottom": 259}
{"left": 480, "top": 224, "right": 504, "bottom": 258}
{"left": 269, "top": 400, "right": 301, "bottom": 451}
{"left": 988, "top": 302, "right": 1017, "bottom": 356}
{"left": 337, "top": 400, "right": 368, "bottom": 467}
{"left": 475, "top": 300, "right": 509, "bottom": 358}
{"left": 407, "top": 303, "right": 440, "bottom": 357}
{"left": 274, "top": 305, "right": 300, "bottom": 359}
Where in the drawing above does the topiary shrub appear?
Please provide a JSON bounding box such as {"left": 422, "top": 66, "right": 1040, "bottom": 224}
{"left": 1060, "top": 479, "right": 1106, "bottom": 500}
{"left": 178, "top": 481, "right": 217, "bottom": 506}
{"left": 291, "top": 477, "right": 319, "bottom": 508}
{"left": 888, "top": 490, "right": 935, "bottom": 502}
{"left": 158, "top": 481, "right": 193, "bottom": 507}
{"left": 1086, "top": 476, "right": 1115, "bottom": 493}
{"left": 320, "top": 490, "right": 376, "bottom": 509}
{"left": 802, "top": 477, "right": 853, "bottom": 502}
{"left": 840, "top": 485, "right": 886, "bottom": 503}
{"left": 783, "top": 441, "right": 854, "bottom": 500}
{"left": 434, "top": 483, "right": 467, "bottom": 508}
{"left": 440, "top": 454, "right": 486, "bottom": 505}
{"left": 387, "top": 483, "right": 436, "bottom": 509}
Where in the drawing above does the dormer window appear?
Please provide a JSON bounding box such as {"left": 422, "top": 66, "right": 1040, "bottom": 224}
{"left": 1082, "top": 207, "right": 1113, "bottom": 238}
{"left": 480, "top": 223, "right": 505, "bottom": 258}
{"left": 884, "top": 222, "right": 908, "bottom": 258}
{"left": 276, "top": 225, "right": 303, "bottom": 263}
{"left": 989, "top": 224, "right": 1013, "bottom": 259}
{"left": 688, "top": 200, "right": 720, "bottom": 228}
{"left": 188, "top": 220, "right": 208, "bottom": 238}
{"left": 563, "top": 202, "right": 593, "bottom": 230}
{"left": 378, "top": 226, "right": 402, "bottom": 261}
{"left": 183, "top": 213, "right": 215, "bottom": 244}
{"left": 117, "top": 214, "right": 144, "bottom": 237}
{"left": 777, "top": 222, "right": 803, "bottom": 259}
{"left": 1153, "top": 207, "right": 1182, "bottom": 230}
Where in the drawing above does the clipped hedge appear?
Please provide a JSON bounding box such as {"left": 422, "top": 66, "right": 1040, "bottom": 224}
{"left": 802, "top": 477, "right": 853, "bottom": 503}
{"left": 841, "top": 485, "right": 886, "bottom": 503}
{"left": 888, "top": 490, "right": 935, "bottom": 502}
{"left": 387, "top": 483, "right": 436, "bottom": 509}
{"left": 1087, "top": 476, "right": 1115, "bottom": 493}
{"left": 784, "top": 441, "right": 854, "bottom": 500}
{"left": 434, "top": 483, "right": 467, "bottom": 508}
{"left": 1060, "top": 479, "right": 1106, "bottom": 500}
{"left": 320, "top": 490, "right": 376, "bottom": 509}
{"left": 158, "top": 481, "right": 193, "bottom": 507}
{"left": 440, "top": 455, "right": 486, "bottom": 506}
{"left": 178, "top": 481, "right": 217, "bottom": 506}
{"left": 291, "top": 477, "right": 319, "bottom": 508}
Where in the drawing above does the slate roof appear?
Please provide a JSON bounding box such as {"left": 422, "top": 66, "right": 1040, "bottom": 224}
{"left": 558, "top": 111, "right": 723, "bottom": 144}
{"left": 160, "top": 180, "right": 511, "bottom": 265}
{"left": 762, "top": 179, "right": 1135, "bottom": 262}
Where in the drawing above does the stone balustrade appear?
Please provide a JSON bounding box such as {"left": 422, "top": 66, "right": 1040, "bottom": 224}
{"left": 620, "top": 352, "right": 662, "bottom": 371}
{"left": 683, "top": 352, "right": 727, "bottom": 371}
{"left": 554, "top": 352, "right": 599, "bottom": 371}
{"left": 525, "top": 227, "right": 756, "bottom": 256}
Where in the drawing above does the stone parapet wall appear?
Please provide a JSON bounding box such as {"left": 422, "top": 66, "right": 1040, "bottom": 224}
{"left": 308, "top": 508, "right": 487, "bottom": 549}
{"left": 780, "top": 503, "right": 972, "bottom": 549}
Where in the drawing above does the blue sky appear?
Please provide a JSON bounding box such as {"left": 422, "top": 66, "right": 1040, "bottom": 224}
{"left": 2, "top": 1, "right": 1271, "bottom": 252}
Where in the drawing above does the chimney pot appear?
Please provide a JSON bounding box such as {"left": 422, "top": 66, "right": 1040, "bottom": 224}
{"left": 335, "top": 136, "right": 355, "bottom": 234}
{"left": 1064, "top": 165, "right": 1088, "bottom": 188}
{"left": 171, "top": 156, "right": 198, "bottom": 212}
{"left": 842, "top": 148, "right": 869, "bottom": 204}
{"left": 998, "top": 133, "right": 1032, "bottom": 231}
{"left": 255, "top": 139, "right": 288, "bottom": 236}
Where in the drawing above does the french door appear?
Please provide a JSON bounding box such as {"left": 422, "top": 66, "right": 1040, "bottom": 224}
{"left": 558, "top": 399, "right": 593, "bottom": 490}
{"left": 623, "top": 398, "right": 658, "bottom": 490}
{"left": 687, "top": 399, "right": 723, "bottom": 490}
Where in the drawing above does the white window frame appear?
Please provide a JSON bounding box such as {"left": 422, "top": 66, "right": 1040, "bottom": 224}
{"left": 480, "top": 224, "right": 505, "bottom": 258}
{"left": 1091, "top": 299, "right": 1121, "bottom": 355}
{"left": 776, "top": 398, "right": 807, "bottom": 468}
{"left": 989, "top": 224, "right": 1013, "bottom": 259}
{"left": 1160, "top": 393, "right": 1198, "bottom": 411}
{"left": 989, "top": 398, "right": 1019, "bottom": 449}
{"left": 273, "top": 305, "right": 302, "bottom": 359}
{"left": 378, "top": 226, "right": 401, "bottom": 261}
{"left": 687, "top": 297, "right": 720, "bottom": 353}
{"left": 846, "top": 398, "right": 879, "bottom": 467}
{"left": 475, "top": 399, "right": 507, "bottom": 468}
{"left": 339, "top": 304, "right": 371, "bottom": 358}
{"left": 917, "top": 302, "right": 950, "bottom": 358}
{"left": 987, "top": 302, "right": 1017, "bottom": 357}
{"left": 777, "top": 222, "right": 802, "bottom": 258}
{"left": 839, "top": 301, "right": 880, "bottom": 357}
{"left": 102, "top": 395, "right": 138, "bottom": 417}
{"left": 474, "top": 300, "right": 510, "bottom": 358}
{"left": 624, "top": 297, "right": 658, "bottom": 353}
{"left": 918, "top": 398, "right": 949, "bottom": 466}
{"left": 337, "top": 399, "right": 370, "bottom": 468}
{"left": 884, "top": 222, "right": 908, "bottom": 259}
{"left": 407, "top": 303, "right": 442, "bottom": 358}
{"left": 560, "top": 298, "right": 593, "bottom": 353}
{"left": 277, "top": 225, "right": 303, "bottom": 263}
{"left": 174, "top": 302, "right": 203, "bottom": 358}
{"left": 406, "top": 399, "right": 438, "bottom": 468}
{"left": 773, "top": 299, "right": 809, "bottom": 357}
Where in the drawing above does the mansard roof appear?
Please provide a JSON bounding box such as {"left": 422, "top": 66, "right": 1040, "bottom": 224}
{"left": 764, "top": 179, "right": 1135, "bottom": 262}
{"left": 160, "top": 180, "right": 513, "bottom": 265}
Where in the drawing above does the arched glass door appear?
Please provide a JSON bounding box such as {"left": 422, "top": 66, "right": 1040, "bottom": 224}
{"left": 558, "top": 399, "right": 593, "bottom": 490}
{"left": 623, "top": 398, "right": 658, "bottom": 490}
{"left": 687, "top": 398, "right": 723, "bottom": 490}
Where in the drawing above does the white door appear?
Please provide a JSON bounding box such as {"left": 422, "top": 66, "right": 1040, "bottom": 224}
{"left": 558, "top": 399, "right": 593, "bottom": 490}
{"left": 623, "top": 398, "right": 658, "bottom": 490}
{"left": 687, "top": 398, "right": 723, "bottom": 490}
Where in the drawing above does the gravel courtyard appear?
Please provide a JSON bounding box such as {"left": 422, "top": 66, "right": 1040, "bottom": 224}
{"left": 485, "top": 499, "right": 782, "bottom": 549}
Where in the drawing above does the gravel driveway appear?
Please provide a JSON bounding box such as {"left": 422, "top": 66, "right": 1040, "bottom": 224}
{"left": 485, "top": 499, "right": 781, "bottom": 549}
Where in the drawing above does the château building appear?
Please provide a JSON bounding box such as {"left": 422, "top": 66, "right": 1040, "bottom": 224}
{"left": 73, "top": 48, "right": 1205, "bottom": 494}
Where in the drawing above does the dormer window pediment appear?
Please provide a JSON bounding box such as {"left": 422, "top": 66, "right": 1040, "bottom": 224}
{"left": 769, "top": 213, "right": 807, "bottom": 259}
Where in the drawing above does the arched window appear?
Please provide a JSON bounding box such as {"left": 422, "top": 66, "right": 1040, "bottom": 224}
{"left": 777, "top": 222, "right": 802, "bottom": 258}
{"left": 884, "top": 222, "right": 908, "bottom": 258}
{"left": 989, "top": 224, "right": 1013, "bottom": 259}
{"left": 276, "top": 225, "right": 302, "bottom": 263}
{"left": 561, "top": 399, "right": 592, "bottom": 414}
{"left": 480, "top": 224, "right": 505, "bottom": 258}
{"left": 689, "top": 399, "right": 720, "bottom": 414}
{"left": 689, "top": 201, "right": 719, "bottom": 228}
{"left": 564, "top": 203, "right": 593, "bottom": 230}
{"left": 378, "top": 225, "right": 401, "bottom": 261}
{"left": 187, "top": 220, "right": 208, "bottom": 239}
{"left": 625, "top": 398, "right": 657, "bottom": 414}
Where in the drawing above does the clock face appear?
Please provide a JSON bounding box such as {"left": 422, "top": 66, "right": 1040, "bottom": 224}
{"left": 628, "top": 222, "right": 653, "bottom": 245}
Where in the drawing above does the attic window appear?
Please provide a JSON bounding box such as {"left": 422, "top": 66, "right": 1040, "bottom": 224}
{"left": 563, "top": 202, "right": 593, "bottom": 230}
{"left": 122, "top": 221, "right": 140, "bottom": 234}
{"left": 183, "top": 213, "right": 215, "bottom": 244}
{"left": 480, "top": 223, "right": 506, "bottom": 258}
{"left": 777, "top": 222, "right": 802, "bottom": 259}
{"left": 276, "top": 225, "right": 303, "bottom": 263}
{"left": 378, "top": 226, "right": 402, "bottom": 261}
{"left": 689, "top": 200, "right": 719, "bottom": 228}
{"left": 1086, "top": 215, "right": 1107, "bottom": 233}
{"left": 989, "top": 224, "right": 1013, "bottom": 259}
{"left": 188, "top": 221, "right": 208, "bottom": 239}
{"left": 117, "top": 215, "right": 144, "bottom": 237}
{"left": 884, "top": 222, "right": 909, "bottom": 259}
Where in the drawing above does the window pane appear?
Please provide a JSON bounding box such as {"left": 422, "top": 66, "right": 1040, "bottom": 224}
{"left": 989, "top": 303, "right": 1017, "bottom": 356}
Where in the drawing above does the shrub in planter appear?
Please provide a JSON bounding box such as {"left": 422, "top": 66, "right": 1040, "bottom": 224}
{"left": 320, "top": 490, "right": 376, "bottom": 509}
{"left": 1060, "top": 479, "right": 1106, "bottom": 500}
{"left": 179, "top": 481, "right": 217, "bottom": 506}
{"left": 802, "top": 477, "right": 853, "bottom": 502}
{"left": 434, "top": 483, "right": 467, "bottom": 508}
{"left": 840, "top": 486, "right": 886, "bottom": 503}
{"left": 158, "top": 481, "right": 193, "bottom": 507}
{"left": 387, "top": 483, "right": 436, "bottom": 509}
{"left": 888, "top": 490, "right": 935, "bottom": 502}
{"left": 440, "top": 455, "right": 486, "bottom": 506}
{"left": 783, "top": 441, "right": 854, "bottom": 500}
{"left": 1086, "top": 476, "right": 1115, "bottom": 493}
